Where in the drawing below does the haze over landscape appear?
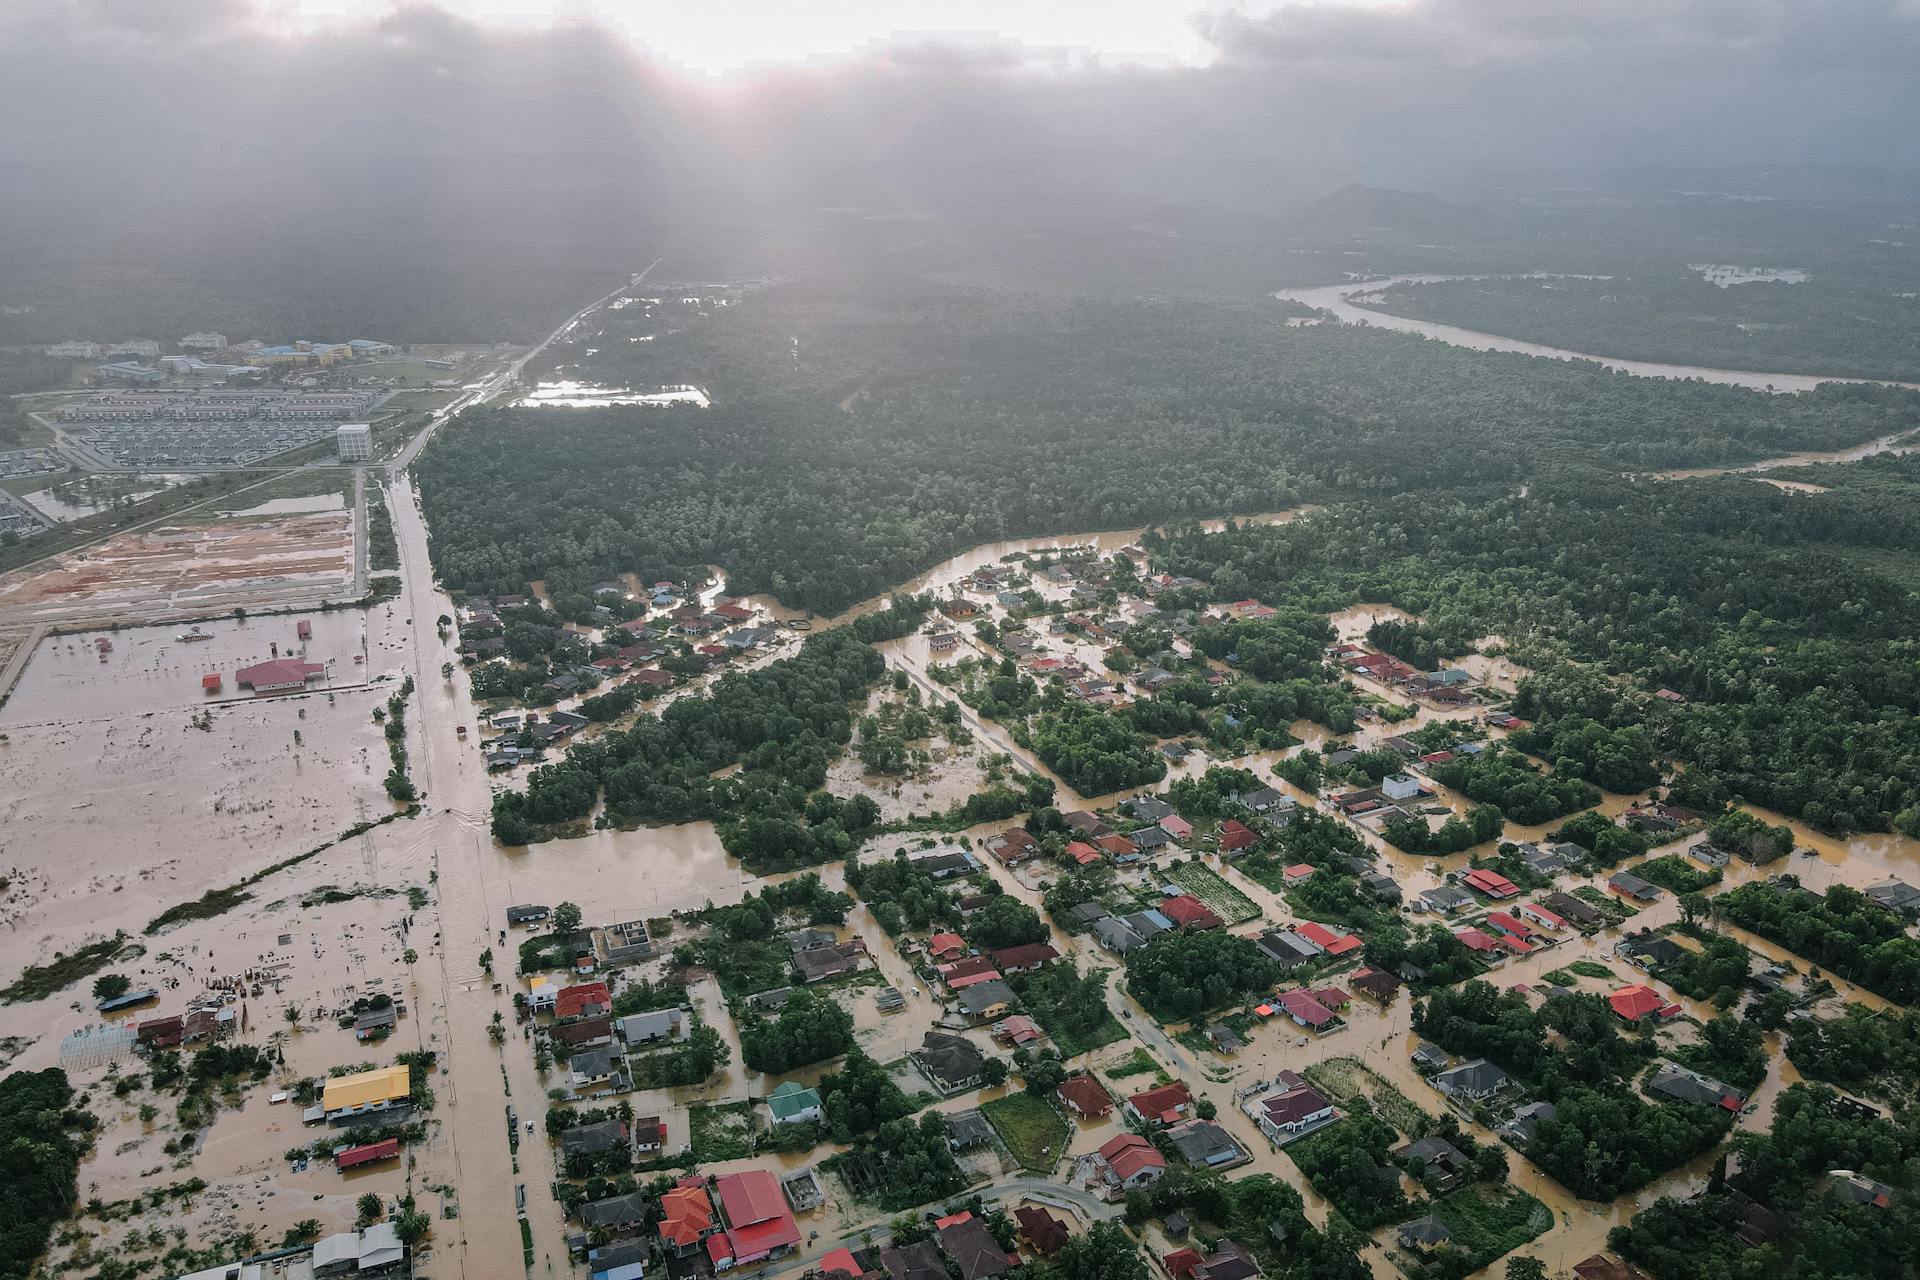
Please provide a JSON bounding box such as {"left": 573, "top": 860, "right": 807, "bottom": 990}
{"left": 1, "top": 5, "right": 1918, "bottom": 1280}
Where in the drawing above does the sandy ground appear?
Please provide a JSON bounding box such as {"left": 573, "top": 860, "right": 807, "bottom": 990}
{"left": 0, "top": 510, "right": 354, "bottom": 629}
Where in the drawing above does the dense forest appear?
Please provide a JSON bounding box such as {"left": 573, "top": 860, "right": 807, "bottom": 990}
{"left": 1414, "top": 982, "right": 1731, "bottom": 1200}
{"left": 1609, "top": 1084, "right": 1920, "bottom": 1280}
{"left": 1366, "top": 271, "right": 1920, "bottom": 383}
{"left": 1151, "top": 467, "right": 1920, "bottom": 836}
{"left": 416, "top": 280, "right": 1918, "bottom": 615}
{"left": 0, "top": 1069, "right": 92, "bottom": 1280}
{"left": 489, "top": 628, "right": 883, "bottom": 845}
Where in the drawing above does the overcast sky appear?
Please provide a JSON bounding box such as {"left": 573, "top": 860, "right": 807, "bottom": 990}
{"left": 3, "top": 0, "right": 1917, "bottom": 261}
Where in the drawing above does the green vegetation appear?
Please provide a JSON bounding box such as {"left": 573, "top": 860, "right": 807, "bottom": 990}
{"left": 1008, "top": 965, "right": 1127, "bottom": 1057}
{"left": 0, "top": 935, "right": 130, "bottom": 1005}
{"left": 823, "top": 1112, "right": 966, "bottom": 1210}
{"left": 1027, "top": 700, "right": 1166, "bottom": 796}
{"left": 1151, "top": 465, "right": 1920, "bottom": 840}
{"left": 739, "top": 988, "right": 855, "bottom": 1074}
{"left": 982, "top": 1092, "right": 1070, "bottom": 1171}
{"left": 1565, "top": 961, "right": 1616, "bottom": 981}
{"left": 0, "top": 1069, "right": 94, "bottom": 1280}
{"left": 1164, "top": 861, "right": 1261, "bottom": 925}
{"left": 688, "top": 1101, "right": 754, "bottom": 1162}
{"left": 1715, "top": 881, "right": 1920, "bottom": 1004}
{"left": 1104, "top": 1048, "right": 1162, "bottom": 1081}
{"left": 1369, "top": 273, "right": 1920, "bottom": 384}
{"left": 1285, "top": 1103, "right": 1409, "bottom": 1229}
{"left": 1783, "top": 1005, "right": 1920, "bottom": 1107}
{"left": 1125, "top": 929, "right": 1279, "bottom": 1023}
{"left": 418, "top": 286, "right": 1918, "bottom": 620}
{"left": 844, "top": 849, "right": 962, "bottom": 936}
{"left": 1611, "top": 1084, "right": 1920, "bottom": 1280}
{"left": 1426, "top": 744, "right": 1600, "bottom": 826}
{"left": 1658, "top": 930, "right": 1753, "bottom": 1007}
{"left": 1415, "top": 982, "right": 1729, "bottom": 1200}
{"left": 1422, "top": 1187, "right": 1552, "bottom": 1280}
{"left": 489, "top": 628, "right": 886, "bottom": 847}
{"left": 1631, "top": 855, "right": 1723, "bottom": 895}
{"left": 817, "top": 1049, "right": 925, "bottom": 1141}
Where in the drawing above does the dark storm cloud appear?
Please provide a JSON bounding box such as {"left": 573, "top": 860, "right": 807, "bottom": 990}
{"left": 1, "top": 0, "right": 1915, "bottom": 260}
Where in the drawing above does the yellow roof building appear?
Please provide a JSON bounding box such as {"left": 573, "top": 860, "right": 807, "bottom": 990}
{"left": 322, "top": 1064, "right": 412, "bottom": 1112}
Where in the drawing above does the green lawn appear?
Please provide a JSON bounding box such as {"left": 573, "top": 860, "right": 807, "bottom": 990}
{"left": 1166, "top": 861, "right": 1262, "bottom": 925}
{"left": 1104, "top": 1047, "right": 1164, "bottom": 1081}
{"left": 1424, "top": 1186, "right": 1552, "bottom": 1274}
{"left": 983, "top": 1093, "right": 1070, "bottom": 1171}
{"left": 1565, "top": 960, "right": 1616, "bottom": 980}
{"left": 688, "top": 1101, "right": 754, "bottom": 1162}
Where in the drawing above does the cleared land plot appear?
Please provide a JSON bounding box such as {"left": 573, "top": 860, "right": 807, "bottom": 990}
{"left": 982, "top": 1092, "right": 1070, "bottom": 1171}
{"left": 1165, "top": 861, "right": 1262, "bottom": 925}
{"left": 0, "top": 510, "right": 354, "bottom": 627}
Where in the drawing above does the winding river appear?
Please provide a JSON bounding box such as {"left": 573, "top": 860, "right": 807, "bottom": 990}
{"left": 1275, "top": 275, "right": 1920, "bottom": 396}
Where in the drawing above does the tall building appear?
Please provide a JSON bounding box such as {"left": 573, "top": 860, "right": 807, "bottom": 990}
{"left": 336, "top": 422, "right": 372, "bottom": 462}
{"left": 179, "top": 332, "right": 227, "bottom": 350}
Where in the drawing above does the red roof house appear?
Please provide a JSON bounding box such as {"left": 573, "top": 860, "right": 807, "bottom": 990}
{"left": 1096, "top": 834, "right": 1135, "bottom": 858}
{"left": 712, "top": 1169, "right": 801, "bottom": 1267}
{"left": 1454, "top": 927, "right": 1502, "bottom": 955}
{"left": 1126, "top": 1081, "right": 1194, "bottom": 1125}
{"left": 1283, "top": 864, "right": 1317, "bottom": 886}
{"left": 1217, "top": 820, "right": 1258, "bottom": 853}
{"left": 234, "top": 658, "right": 325, "bottom": 693}
{"left": 1098, "top": 1133, "right": 1166, "bottom": 1187}
{"left": 1058, "top": 1075, "right": 1114, "bottom": 1118}
{"left": 1160, "top": 815, "right": 1194, "bottom": 840}
{"left": 659, "top": 1181, "right": 716, "bottom": 1250}
{"left": 927, "top": 932, "right": 967, "bottom": 960}
{"left": 1276, "top": 990, "right": 1337, "bottom": 1029}
{"left": 1463, "top": 868, "right": 1520, "bottom": 899}
{"left": 1065, "top": 840, "right": 1103, "bottom": 866}
{"left": 1165, "top": 1249, "right": 1203, "bottom": 1280}
{"left": 554, "top": 981, "right": 612, "bottom": 1020}
{"left": 1160, "top": 894, "right": 1224, "bottom": 931}
{"left": 1609, "top": 984, "right": 1682, "bottom": 1024}
{"left": 991, "top": 943, "right": 1060, "bottom": 972}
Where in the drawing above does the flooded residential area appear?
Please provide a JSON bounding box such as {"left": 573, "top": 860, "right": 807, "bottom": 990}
{"left": 3, "top": 22, "right": 1919, "bottom": 1280}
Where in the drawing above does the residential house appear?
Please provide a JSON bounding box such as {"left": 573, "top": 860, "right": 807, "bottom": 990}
{"left": 1431, "top": 1059, "right": 1510, "bottom": 1102}
{"left": 1160, "top": 894, "right": 1224, "bottom": 931}
{"left": 1092, "top": 916, "right": 1146, "bottom": 954}
{"left": 1252, "top": 1081, "right": 1336, "bottom": 1144}
{"left": 1647, "top": 1065, "right": 1746, "bottom": 1111}
{"left": 657, "top": 1181, "right": 717, "bottom": 1258}
{"left": 552, "top": 1015, "right": 613, "bottom": 1050}
{"left": 879, "top": 1239, "right": 951, "bottom": 1280}
{"left": 1417, "top": 885, "right": 1476, "bottom": 915}
{"left": 985, "top": 829, "right": 1041, "bottom": 866}
{"left": 944, "top": 1110, "right": 995, "bottom": 1150}
{"left": 1608, "top": 984, "right": 1682, "bottom": 1024}
{"left": 322, "top": 1065, "right": 413, "bottom": 1126}
{"left": 1167, "top": 1119, "right": 1248, "bottom": 1170}
{"left": 580, "top": 1192, "right": 650, "bottom": 1234}
{"left": 1275, "top": 990, "right": 1339, "bottom": 1031}
{"left": 938, "top": 1215, "right": 1017, "bottom": 1280}
{"left": 1255, "top": 929, "right": 1318, "bottom": 970}
{"left": 794, "top": 940, "right": 869, "bottom": 984}
{"left": 616, "top": 1008, "right": 688, "bottom": 1046}
{"left": 559, "top": 1119, "right": 629, "bottom": 1159}
{"left": 709, "top": 1169, "right": 802, "bottom": 1270}
{"left": 991, "top": 943, "right": 1059, "bottom": 973}
{"left": 555, "top": 982, "right": 613, "bottom": 1020}
{"left": 1539, "top": 890, "right": 1604, "bottom": 927}
{"left": 1865, "top": 881, "right": 1920, "bottom": 912}
{"left": 1095, "top": 1133, "right": 1166, "bottom": 1192}
{"left": 767, "top": 1081, "right": 823, "bottom": 1126}
{"left": 1616, "top": 933, "right": 1686, "bottom": 970}
{"left": 957, "top": 980, "right": 1017, "bottom": 1022}
{"left": 1571, "top": 1256, "right": 1649, "bottom": 1280}
{"left": 1124, "top": 1081, "right": 1194, "bottom": 1128}
{"left": 927, "top": 932, "right": 968, "bottom": 961}
{"left": 1014, "top": 1207, "right": 1069, "bottom": 1258}
{"left": 1128, "top": 796, "right": 1175, "bottom": 822}
{"left": 1218, "top": 820, "right": 1259, "bottom": 853}
{"left": 1396, "top": 1218, "right": 1452, "bottom": 1251}
{"left": 1058, "top": 1075, "right": 1114, "bottom": 1119}
{"left": 1500, "top": 1100, "right": 1557, "bottom": 1146}
{"left": 1410, "top": 1042, "right": 1449, "bottom": 1071}
{"left": 1608, "top": 871, "right": 1665, "bottom": 902}
{"left": 912, "top": 852, "right": 978, "bottom": 880}
{"left": 1394, "top": 1136, "right": 1470, "bottom": 1190}
{"left": 914, "top": 1032, "right": 985, "bottom": 1095}
{"left": 1463, "top": 868, "right": 1520, "bottom": 899}
{"left": 992, "top": 1015, "right": 1041, "bottom": 1047}
{"left": 1350, "top": 967, "right": 1402, "bottom": 1003}
{"left": 1516, "top": 902, "right": 1568, "bottom": 932}
{"left": 569, "top": 1046, "right": 621, "bottom": 1090}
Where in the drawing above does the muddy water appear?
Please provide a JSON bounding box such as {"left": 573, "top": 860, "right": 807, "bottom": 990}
{"left": 1276, "top": 276, "right": 1920, "bottom": 395}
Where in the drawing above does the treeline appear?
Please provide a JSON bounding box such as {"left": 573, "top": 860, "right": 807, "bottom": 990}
{"left": 1370, "top": 272, "right": 1920, "bottom": 384}
{"left": 1714, "top": 882, "right": 1920, "bottom": 1004}
{"left": 489, "top": 628, "right": 883, "bottom": 844}
{"left": 415, "top": 283, "right": 1919, "bottom": 616}
{"left": 1149, "top": 466, "right": 1920, "bottom": 837}
{"left": 0, "top": 1069, "right": 93, "bottom": 1280}
{"left": 1610, "top": 1084, "right": 1920, "bottom": 1280}
{"left": 1414, "top": 982, "right": 1729, "bottom": 1200}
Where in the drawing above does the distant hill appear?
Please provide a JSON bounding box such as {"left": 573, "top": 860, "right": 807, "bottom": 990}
{"left": 1284, "top": 184, "right": 1500, "bottom": 241}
